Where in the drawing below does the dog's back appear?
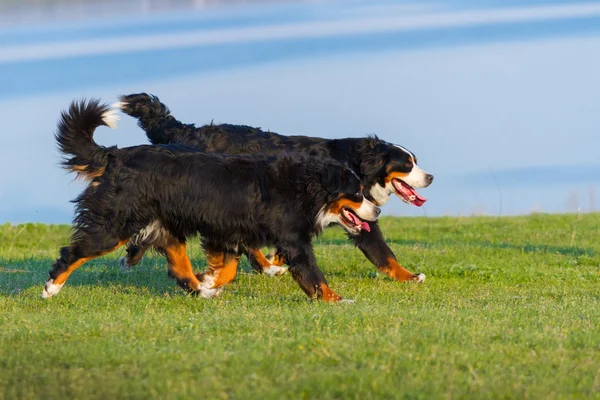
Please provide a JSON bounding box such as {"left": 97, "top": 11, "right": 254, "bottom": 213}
{"left": 118, "top": 93, "right": 336, "bottom": 156}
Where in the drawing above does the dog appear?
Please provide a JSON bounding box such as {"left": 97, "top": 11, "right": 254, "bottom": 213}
{"left": 43, "top": 99, "right": 380, "bottom": 302}
{"left": 116, "top": 93, "right": 433, "bottom": 282}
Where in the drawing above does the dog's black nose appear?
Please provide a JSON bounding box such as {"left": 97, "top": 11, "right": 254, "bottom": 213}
{"left": 374, "top": 206, "right": 381, "bottom": 217}
{"left": 426, "top": 174, "right": 434, "bottom": 184}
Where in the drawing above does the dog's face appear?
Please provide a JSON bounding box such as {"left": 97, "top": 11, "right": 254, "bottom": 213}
{"left": 317, "top": 166, "right": 381, "bottom": 235}
{"left": 361, "top": 142, "right": 434, "bottom": 207}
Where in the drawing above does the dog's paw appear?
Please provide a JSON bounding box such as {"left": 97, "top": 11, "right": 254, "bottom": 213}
{"left": 119, "top": 256, "right": 133, "bottom": 273}
{"left": 262, "top": 265, "right": 288, "bottom": 277}
{"left": 196, "top": 273, "right": 222, "bottom": 298}
{"left": 41, "top": 279, "right": 64, "bottom": 299}
{"left": 196, "top": 284, "right": 222, "bottom": 299}
{"left": 338, "top": 298, "right": 355, "bottom": 304}
{"left": 413, "top": 273, "right": 426, "bottom": 283}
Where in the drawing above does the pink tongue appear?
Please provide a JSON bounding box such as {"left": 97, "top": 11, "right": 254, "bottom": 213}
{"left": 395, "top": 180, "right": 427, "bottom": 207}
{"left": 345, "top": 210, "right": 371, "bottom": 232}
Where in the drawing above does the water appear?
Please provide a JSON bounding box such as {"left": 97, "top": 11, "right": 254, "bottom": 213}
{"left": 1, "top": 0, "right": 599, "bottom": 223}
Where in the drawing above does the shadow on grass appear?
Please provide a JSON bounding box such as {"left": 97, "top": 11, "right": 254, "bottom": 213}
{"left": 0, "top": 252, "right": 384, "bottom": 298}
{"left": 2, "top": 243, "right": 325, "bottom": 298}
{"left": 4, "top": 239, "right": 594, "bottom": 297}
{"left": 317, "top": 238, "right": 596, "bottom": 257}
{"left": 0, "top": 255, "right": 259, "bottom": 297}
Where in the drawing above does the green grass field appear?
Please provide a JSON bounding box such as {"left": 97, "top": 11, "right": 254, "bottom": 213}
{"left": 1, "top": 214, "right": 599, "bottom": 399}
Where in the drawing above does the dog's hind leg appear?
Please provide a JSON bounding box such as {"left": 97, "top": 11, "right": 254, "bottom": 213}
{"left": 43, "top": 236, "right": 128, "bottom": 298}
{"left": 246, "top": 248, "right": 287, "bottom": 277}
{"left": 196, "top": 244, "right": 240, "bottom": 298}
{"left": 119, "top": 242, "right": 149, "bottom": 272}
{"left": 119, "top": 221, "right": 165, "bottom": 272}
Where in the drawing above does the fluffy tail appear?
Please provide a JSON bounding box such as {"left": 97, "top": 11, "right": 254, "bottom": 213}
{"left": 117, "top": 93, "right": 191, "bottom": 145}
{"left": 55, "top": 99, "right": 118, "bottom": 182}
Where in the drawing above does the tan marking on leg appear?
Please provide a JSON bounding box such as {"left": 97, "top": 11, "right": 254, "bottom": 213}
{"left": 380, "top": 257, "right": 425, "bottom": 282}
{"left": 248, "top": 248, "right": 272, "bottom": 271}
{"left": 319, "top": 283, "right": 343, "bottom": 303}
{"left": 52, "top": 257, "right": 91, "bottom": 285}
{"left": 53, "top": 239, "right": 127, "bottom": 285}
{"left": 194, "top": 249, "right": 240, "bottom": 298}
{"left": 263, "top": 252, "right": 288, "bottom": 276}
{"left": 163, "top": 242, "right": 202, "bottom": 292}
{"left": 249, "top": 248, "right": 287, "bottom": 276}
{"left": 205, "top": 250, "right": 240, "bottom": 287}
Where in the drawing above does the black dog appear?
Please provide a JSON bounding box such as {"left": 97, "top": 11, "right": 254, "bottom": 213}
{"left": 43, "top": 100, "right": 379, "bottom": 301}
{"left": 117, "top": 93, "right": 433, "bottom": 282}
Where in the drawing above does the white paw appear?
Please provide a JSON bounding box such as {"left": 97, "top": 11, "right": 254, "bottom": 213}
{"left": 196, "top": 274, "right": 222, "bottom": 298}
{"left": 197, "top": 283, "right": 222, "bottom": 298}
{"left": 415, "top": 273, "right": 426, "bottom": 283}
{"left": 119, "top": 256, "right": 133, "bottom": 273}
{"left": 339, "top": 299, "right": 355, "bottom": 304}
{"left": 262, "top": 265, "right": 288, "bottom": 277}
{"left": 41, "top": 279, "right": 64, "bottom": 299}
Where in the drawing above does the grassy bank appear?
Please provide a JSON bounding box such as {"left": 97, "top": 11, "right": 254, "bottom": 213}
{"left": 1, "top": 214, "right": 599, "bottom": 399}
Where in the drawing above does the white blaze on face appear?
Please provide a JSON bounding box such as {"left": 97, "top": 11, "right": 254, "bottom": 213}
{"left": 353, "top": 198, "right": 379, "bottom": 221}
{"left": 401, "top": 163, "right": 431, "bottom": 188}
{"left": 394, "top": 145, "right": 431, "bottom": 188}
{"left": 394, "top": 144, "right": 416, "bottom": 161}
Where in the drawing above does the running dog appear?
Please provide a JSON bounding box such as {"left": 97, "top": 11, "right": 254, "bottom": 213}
{"left": 117, "top": 93, "right": 433, "bottom": 282}
{"left": 43, "top": 99, "right": 379, "bottom": 301}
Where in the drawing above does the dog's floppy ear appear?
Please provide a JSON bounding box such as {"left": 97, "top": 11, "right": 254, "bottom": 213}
{"left": 360, "top": 145, "right": 389, "bottom": 177}
{"left": 356, "top": 137, "right": 389, "bottom": 177}
{"left": 320, "top": 166, "right": 342, "bottom": 194}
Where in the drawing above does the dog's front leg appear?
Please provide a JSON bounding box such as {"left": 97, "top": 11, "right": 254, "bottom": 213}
{"left": 280, "top": 243, "right": 346, "bottom": 302}
{"left": 349, "top": 220, "right": 425, "bottom": 283}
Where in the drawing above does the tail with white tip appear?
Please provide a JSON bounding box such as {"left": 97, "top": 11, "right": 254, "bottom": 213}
{"left": 117, "top": 93, "right": 192, "bottom": 145}
{"left": 55, "top": 99, "right": 118, "bottom": 182}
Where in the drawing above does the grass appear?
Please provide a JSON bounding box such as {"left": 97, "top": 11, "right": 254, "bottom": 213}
{"left": 1, "top": 214, "right": 600, "bottom": 399}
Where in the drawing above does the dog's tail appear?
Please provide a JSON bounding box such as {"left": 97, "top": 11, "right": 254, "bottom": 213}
{"left": 55, "top": 99, "right": 118, "bottom": 182}
{"left": 116, "top": 93, "right": 190, "bottom": 145}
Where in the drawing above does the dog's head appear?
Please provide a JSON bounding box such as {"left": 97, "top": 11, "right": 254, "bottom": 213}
{"left": 357, "top": 138, "right": 434, "bottom": 207}
{"left": 315, "top": 164, "right": 381, "bottom": 235}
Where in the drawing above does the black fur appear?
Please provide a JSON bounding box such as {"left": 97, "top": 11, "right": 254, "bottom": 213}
{"left": 119, "top": 93, "right": 433, "bottom": 281}
{"left": 121, "top": 93, "right": 400, "bottom": 193}
{"left": 48, "top": 99, "right": 376, "bottom": 300}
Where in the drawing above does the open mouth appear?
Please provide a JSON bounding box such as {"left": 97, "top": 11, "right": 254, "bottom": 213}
{"left": 392, "top": 178, "right": 427, "bottom": 207}
{"left": 341, "top": 207, "right": 371, "bottom": 233}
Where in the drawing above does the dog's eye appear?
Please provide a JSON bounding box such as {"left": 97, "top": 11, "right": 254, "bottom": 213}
{"left": 405, "top": 162, "right": 413, "bottom": 168}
